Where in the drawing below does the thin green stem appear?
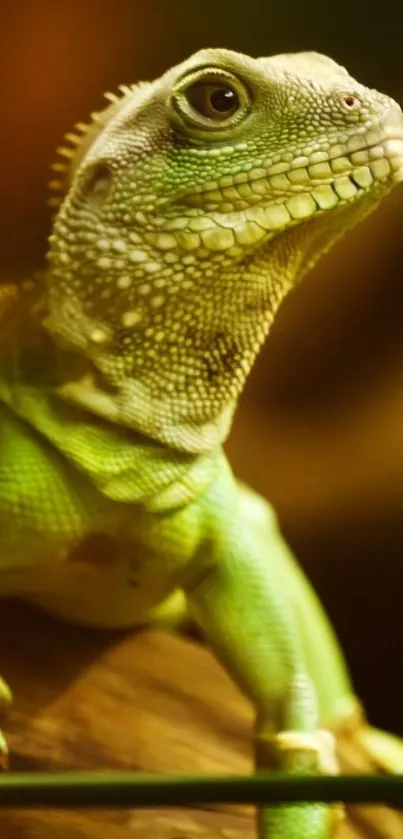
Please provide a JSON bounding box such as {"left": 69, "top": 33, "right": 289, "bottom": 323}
{"left": 0, "top": 772, "right": 403, "bottom": 809}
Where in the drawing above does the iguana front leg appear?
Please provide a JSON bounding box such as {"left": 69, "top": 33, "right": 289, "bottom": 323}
{"left": 185, "top": 475, "right": 342, "bottom": 839}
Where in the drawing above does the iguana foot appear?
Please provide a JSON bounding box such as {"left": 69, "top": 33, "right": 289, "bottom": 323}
{"left": 342, "top": 707, "right": 403, "bottom": 772}
{"left": 336, "top": 698, "right": 403, "bottom": 773}
{"left": 256, "top": 728, "right": 345, "bottom": 836}
{"left": 256, "top": 726, "right": 340, "bottom": 773}
{"left": 0, "top": 677, "right": 12, "bottom": 770}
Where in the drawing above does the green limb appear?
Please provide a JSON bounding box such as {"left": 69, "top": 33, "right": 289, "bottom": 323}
{"left": 256, "top": 673, "right": 341, "bottom": 838}
{"left": 185, "top": 495, "right": 339, "bottom": 838}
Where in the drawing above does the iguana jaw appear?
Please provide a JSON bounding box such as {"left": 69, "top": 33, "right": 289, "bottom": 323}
{"left": 158, "top": 116, "right": 403, "bottom": 254}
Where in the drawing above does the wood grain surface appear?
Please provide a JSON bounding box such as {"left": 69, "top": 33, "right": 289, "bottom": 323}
{"left": 0, "top": 601, "right": 402, "bottom": 838}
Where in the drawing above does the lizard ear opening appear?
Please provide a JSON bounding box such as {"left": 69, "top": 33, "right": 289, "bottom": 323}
{"left": 47, "top": 82, "right": 145, "bottom": 216}
{"left": 81, "top": 162, "right": 113, "bottom": 208}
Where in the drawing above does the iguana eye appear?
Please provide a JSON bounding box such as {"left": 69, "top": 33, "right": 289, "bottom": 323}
{"left": 171, "top": 68, "right": 251, "bottom": 131}
{"left": 185, "top": 82, "right": 239, "bottom": 120}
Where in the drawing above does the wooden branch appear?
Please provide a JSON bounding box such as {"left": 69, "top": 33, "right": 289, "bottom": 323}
{"left": 0, "top": 601, "right": 400, "bottom": 838}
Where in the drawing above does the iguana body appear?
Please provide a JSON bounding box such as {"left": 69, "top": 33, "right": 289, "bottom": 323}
{"left": 1, "top": 48, "right": 403, "bottom": 838}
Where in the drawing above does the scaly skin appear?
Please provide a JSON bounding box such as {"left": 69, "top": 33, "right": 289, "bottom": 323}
{"left": 1, "top": 49, "right": 403, "bottom": 837}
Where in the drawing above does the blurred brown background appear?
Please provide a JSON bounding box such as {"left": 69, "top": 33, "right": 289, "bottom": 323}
{"left": 1, "top": 1, "right": 403, "bottom": 733}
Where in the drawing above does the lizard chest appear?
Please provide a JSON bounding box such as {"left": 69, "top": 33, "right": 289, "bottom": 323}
{"left": 0, "top": 405, "right": 202, "bottom": 626}
{"left": 15, "top": 528, "right": 184, "bottom": 627}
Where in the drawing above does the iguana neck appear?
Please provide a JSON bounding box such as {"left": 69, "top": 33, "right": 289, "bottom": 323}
{"left": 0, "top": 312, "right": 224, "bottom": 510}
{"left": 0, "top": 198, "right": 338, "bottom": 513}
{"left": 45, "top": 204, "right": 356, "bottom": 454}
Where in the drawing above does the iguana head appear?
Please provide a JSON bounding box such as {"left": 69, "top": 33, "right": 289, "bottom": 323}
{"left": 46, "top": 48, "right": 403, "bottom": 451}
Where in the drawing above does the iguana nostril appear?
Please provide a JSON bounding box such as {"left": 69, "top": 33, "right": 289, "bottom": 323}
{"left": 342, "top": 94, "right": 361, "bottom": 110}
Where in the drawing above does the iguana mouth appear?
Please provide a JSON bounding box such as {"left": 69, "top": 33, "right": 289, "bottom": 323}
{"left": 376, "top": 134, "right": 403, "bottom": 182}
{"left": 150, "top": 130, "right": 403, "bottom": 252}
{"left": 180, "top": 133, "right": 403, "bottom": 212}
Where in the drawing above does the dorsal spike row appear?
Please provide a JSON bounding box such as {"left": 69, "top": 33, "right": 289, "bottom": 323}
{"left": 63, "top": 132, "right": 83, "bottom": 145}
{"left": 48, "top": 179, "right": 65, "bottom": 192}
{"left": 74, "top": 121, "right": 90, "bottom": 133}
{"left": 56, "top": 146, "right": 75, "bottom": 160}
{"left": 118, "top": 84, "right": 136, "bottom": 96}
{"left": 47, "top": 80, "right": 148, "bottom": 215}
{"left": 104, "top": 91, "right": 120, "bottom": 104}
{"left": 50, "top": 161, "right": 69, "bottom": 174}
{"left": 90, "top": 110, "right": 104, "bottom": 125}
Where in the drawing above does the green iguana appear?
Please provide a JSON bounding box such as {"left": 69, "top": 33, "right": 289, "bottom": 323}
{"left": 1, "top": 47, "right": 403, "bottom": 839}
